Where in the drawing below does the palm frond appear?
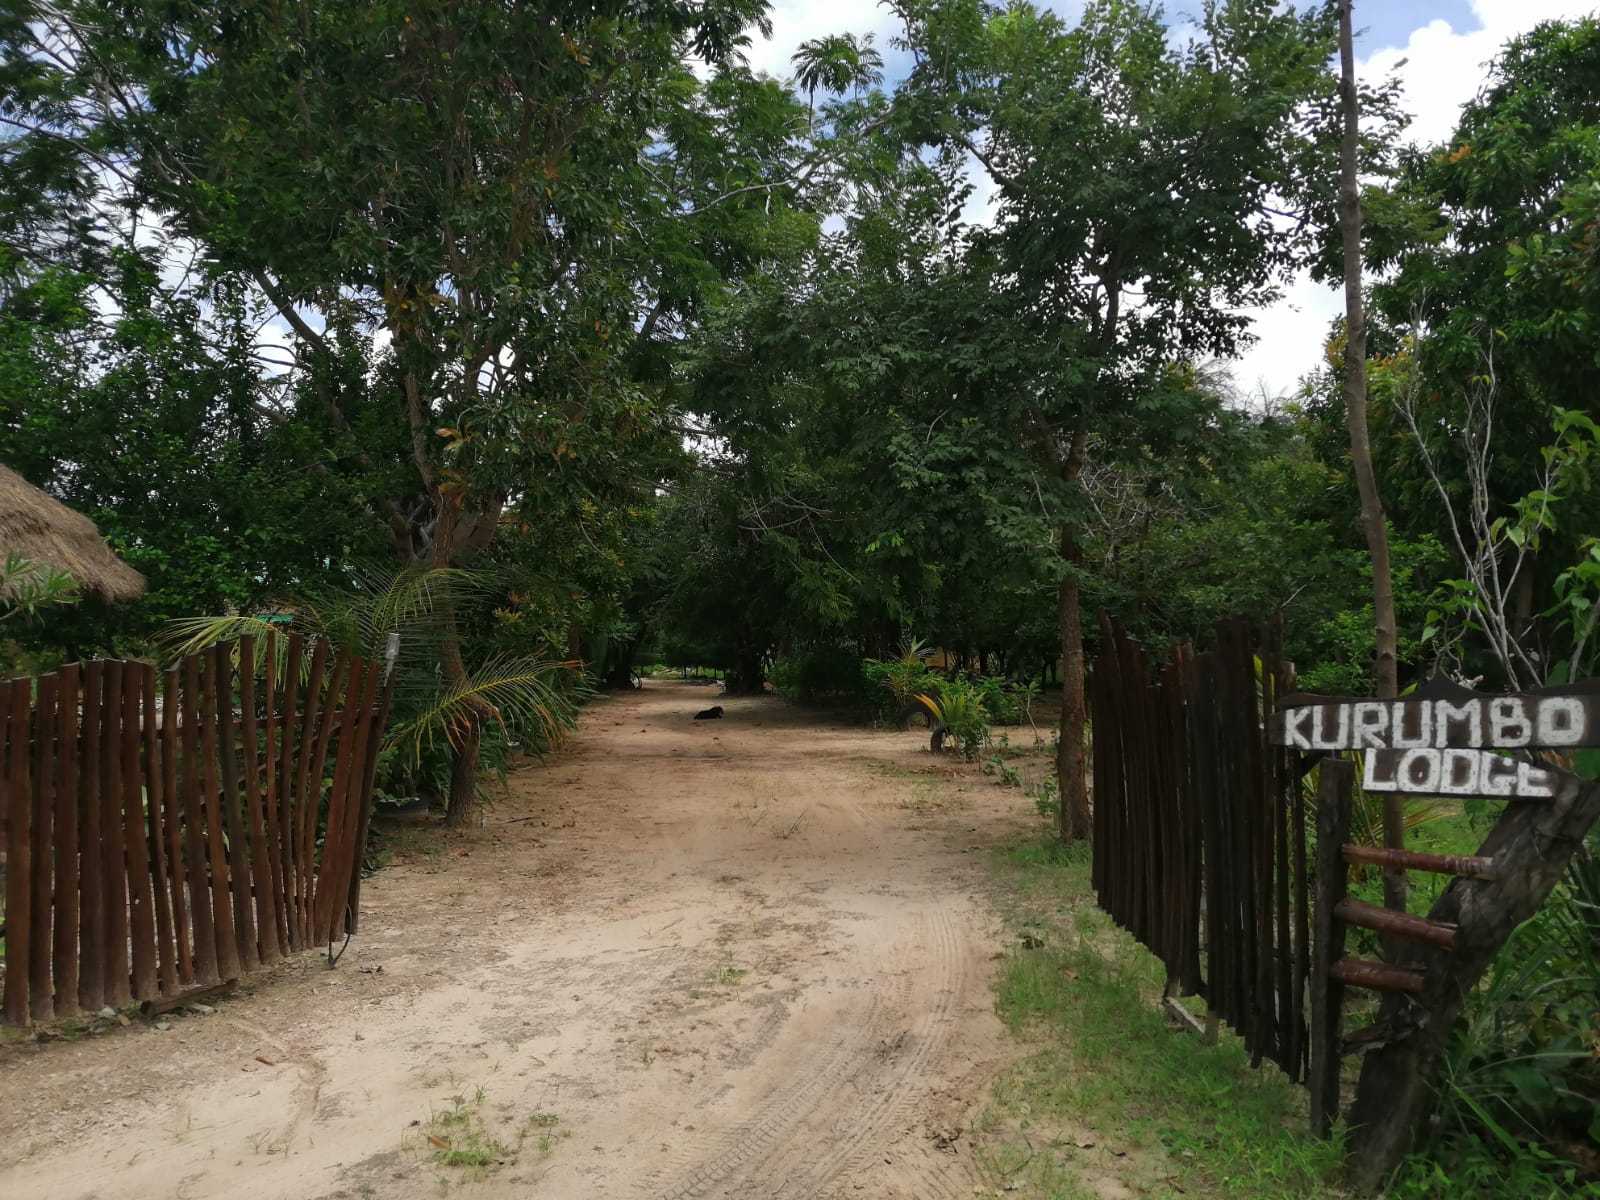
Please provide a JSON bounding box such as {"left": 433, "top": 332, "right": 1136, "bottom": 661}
{"left": 387, "top": 654, "right": 580, "bottom": 760}
{"left": 163, "top": 614, "right": 289, "bottom": 663}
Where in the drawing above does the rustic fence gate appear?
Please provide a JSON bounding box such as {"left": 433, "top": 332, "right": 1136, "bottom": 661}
{"left": 1092, "top": 613, "right": 1600, "bottom": 1186}
{"left": 1, "top": 634, "right": 394, "bottom": 1025}
{"left": 1090, "top": 613, "right": 1309, "bottom": 1082}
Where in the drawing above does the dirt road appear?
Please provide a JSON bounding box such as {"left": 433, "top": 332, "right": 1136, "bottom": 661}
{"left": 0, "top": 683, "right": 1035, "bottom": 1199}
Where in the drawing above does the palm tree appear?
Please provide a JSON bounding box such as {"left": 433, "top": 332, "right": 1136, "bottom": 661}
{"left": 791, "top": 32, "right": 885, "bottom": 120}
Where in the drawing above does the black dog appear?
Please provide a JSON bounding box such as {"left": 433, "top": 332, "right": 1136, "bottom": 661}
{"left": 694, "top": 705, "right": 725, "bottom": 720}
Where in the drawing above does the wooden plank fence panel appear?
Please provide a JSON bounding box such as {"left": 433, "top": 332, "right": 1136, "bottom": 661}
{"left": 79, "top": 660, "right": 106, "bottom": 1011}
{"left": 313, "top": 653, "right": 364, "bottom": 943}
{"left": 291, "top": 640, "right": 331, "bottom": 947}
{"left": 0, "top": 637, "right": 392, "bottom": 1026}
{"left": 272, "top": 633, "right": 300, "bottom": 953}
{"left": 302, "top": 648, "right": 346, "bottom": 944}
{"left": 1189, "top": 650, "right": 1224, "bottom": 1014}
{"left": 4, "top": 677, "right": 33, "bottom": 1025}
{"left": 123, "top": 664, "right": 158, "bottom": 1006}
{"left": 238, "top": 636, "right": 279, "bottom": 965}
{"left": 30, "top": 674, "right": 57, "bottom": 1020}
{"left": 213, "top": 645, "right": 257, "bottom": 974}
{"left": 52, "top": 664, "right": 80, "bottom": 1015}
{"left": 103, "top": 661, "right": 133, "bottom": 1007}
{"left": 142, "top": 665, "right": 179, "bottom": 997}
{"left": 254, "top": 640, "right": 289, "bottom": 960}
{"left": 1310, "top": 758, "right": 1354, "bottom": 1137}
{"left": 161, "top": 666, "right": 191, "bottom": 985}
{"left": 1090, "top": 615, "right": 1311, "bottom": 1086}
{"left": 198, "top": 648, "right": 242, "bottom": 981}
{"left": 347, "top": 670, "right": 398, "bottom": 935}
{"left": 179, "top": 652, "right": 219, "bottom": 987}
{"left": 327, "top": 661, "right": 383, "bottom": 942}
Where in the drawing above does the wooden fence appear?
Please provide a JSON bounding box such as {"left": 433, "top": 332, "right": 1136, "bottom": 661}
{"left": 0, "top": 634, "right": 394, "bottom": 1025}
{"left": 1090, "top": 614, "right": 1309, "bottom": 1083}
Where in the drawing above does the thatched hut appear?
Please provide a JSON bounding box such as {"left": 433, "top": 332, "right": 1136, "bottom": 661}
{"left": 0, "top": 464, "right": 146, "bottom": 603}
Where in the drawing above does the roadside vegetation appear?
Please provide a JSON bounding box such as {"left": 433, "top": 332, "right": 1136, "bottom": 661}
{"left": 976, "top": 836, "right": 1343, "bottom": 1200}
{"left": 4, "top": 0, "right": 1599, "bottom": 1192}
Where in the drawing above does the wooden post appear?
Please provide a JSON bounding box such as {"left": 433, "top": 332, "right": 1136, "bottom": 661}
{"left": 4, "top": 678, "right": 34, "bottom": 1025}
{"left": 53, "top": 664, "right": 81, "bottom": 1015}
{"left": 1310, "top": 757, "right": 1354, "bottom": 1139}
{"left": 30, "top": 675, "right": 57, "bottom": 1020}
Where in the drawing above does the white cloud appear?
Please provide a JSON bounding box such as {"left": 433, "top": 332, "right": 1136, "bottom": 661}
{"left": 1231, "top": 1, "right": 1600, "bottom": 401}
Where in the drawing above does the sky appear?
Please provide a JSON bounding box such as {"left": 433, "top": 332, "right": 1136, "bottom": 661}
{"left": 735, "top": 0, "right": 1600, "bottom": 400}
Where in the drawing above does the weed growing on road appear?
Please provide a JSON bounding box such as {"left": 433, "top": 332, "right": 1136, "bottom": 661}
{"left": 973, "top": 835, "right": 1343, "bottom": 1199}
{"left": 733, "top": 797, "right": 771, "bottom": 828}
{"left": 410, "top": 1085, "right": 522, "bottom": 1180}
{"left": 525, "top": 1112, "right": 568, "bottom": 1158}
{"left": 772, "top": 808, "right": 810, "bottom": 839}
{"left": 163, "top": 1108, "right": 201, "bottom": 1144}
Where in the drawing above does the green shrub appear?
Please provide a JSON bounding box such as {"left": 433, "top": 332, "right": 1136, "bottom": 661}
{"left": 907, "top": 675, "right": 991, "bottom": 759}
{"left": 769, "top": 645, "right": 870, "bottom": 703}
{"left": 1418, "top": 846, "right": 1600, "bottom": 1189}
{"left": 863, "top": 637, "right": 938, "bottom": 719}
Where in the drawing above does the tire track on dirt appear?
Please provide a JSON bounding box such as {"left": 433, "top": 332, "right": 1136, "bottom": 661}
{"left": 644, "top": 888, "right": 937, "bottom": 1200}
{"left": 765, "top": 901, "right": 971, "bottom": 1200}
{"left": 648, "top": 899, "right": 975, "bottom": 1200}
{"left": 647, "top": 986, "right": 894, "bottom": 1200}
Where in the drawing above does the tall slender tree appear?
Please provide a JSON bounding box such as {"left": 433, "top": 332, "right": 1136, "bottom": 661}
{"left": 1337, "top": 0, "right": 1407, "bottom": 911}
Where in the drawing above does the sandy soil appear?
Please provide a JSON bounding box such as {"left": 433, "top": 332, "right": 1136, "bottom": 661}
{"left": 0, "top": 682, "right": 1039, "bottom": 1200}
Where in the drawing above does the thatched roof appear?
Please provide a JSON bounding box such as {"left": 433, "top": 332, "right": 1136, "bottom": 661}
{"left": 0, "top": 465, "right": 146, "bottom": 604}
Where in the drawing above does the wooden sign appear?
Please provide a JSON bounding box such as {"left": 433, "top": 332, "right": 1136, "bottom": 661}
{"left": 1360, "top": 748, "right": 1566, "bottom": 799}
{"left": 1268, "top": 675, "right": 1600, "bottom": 752}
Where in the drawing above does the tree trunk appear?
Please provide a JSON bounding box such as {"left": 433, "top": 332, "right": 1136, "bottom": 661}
{"left": 727, "top": 649, "right": 764, "bottom": 696}
{"left": 424, "top": 500, "right": 492, "bottom": 830}
{"left": 1513, "top": 556, "right": 1536, "bottom": 647}
{"left": 438, "top": 590, "right": 487, "bottom": 829}
{"left": 445, "top": 719, "right": 482, "bottom": 827}
{"left": 1339, "top": 0, "right": 1406, "bottom": 916}
{"left": 1057, "top": 522, "right": 1091, "bottom": 843}
{"left": 1345, "top": 772, "right": 1600, "bottom": 1191}
{"left": 602, "top": 639, "right": 638, "bottom": 689}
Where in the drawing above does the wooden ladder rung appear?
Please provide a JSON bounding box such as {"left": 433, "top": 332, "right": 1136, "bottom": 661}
{"left": 1330, "top": 956, "right": 1426, "bottom": 994}
{"left": 1342, "top": 844, "right": 1498, "bottom": 879}
{"left": 1335, "top": 898, "right": 1459, "bottom": 948}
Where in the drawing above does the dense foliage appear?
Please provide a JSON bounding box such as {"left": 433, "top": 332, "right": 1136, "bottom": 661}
{"left": 4, "top": 0, "right": 1599, "bottom": 1188}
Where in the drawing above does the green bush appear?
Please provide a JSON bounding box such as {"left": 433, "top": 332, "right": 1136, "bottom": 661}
{"left": 862, "top": 637, "right": 939, "bottom": 719}
{"left": 906, "top": 675, "right": 991, "bottom": 759}
{"left": 1416, "top": 846, "right": 1600, "bottom": 1190}
{"left": 769, "top": 646, "right": 871, "bottom": 703}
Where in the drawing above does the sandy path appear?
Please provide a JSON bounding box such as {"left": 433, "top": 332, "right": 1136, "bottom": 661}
{"left": 0, "top": 683, "right": 1033, "bottom": 1199}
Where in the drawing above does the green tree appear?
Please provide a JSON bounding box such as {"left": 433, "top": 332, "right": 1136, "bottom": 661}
{"left": 0, "top": 259, "right": 371, "bottom": 657}
{"left": 1371, "top": 16, "right": 1600, "bottom": 676}
{"left": 892, "top": 0, "right": 1339, "bottom": 840}
{"left": 792, "top": 32, "right": 885, "bottom": 117}
{"left": 4, "top": 0, "right": 798, "bottom": 822}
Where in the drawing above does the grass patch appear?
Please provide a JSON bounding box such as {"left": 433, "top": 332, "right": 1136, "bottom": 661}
{"left": 412, "top": 1085, "right": 531, "bottom": 1181}
{"left": 974, "top": 834, "right": 1343, "bottom": 1199}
